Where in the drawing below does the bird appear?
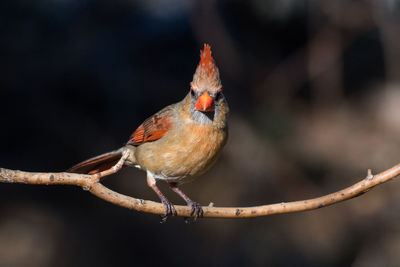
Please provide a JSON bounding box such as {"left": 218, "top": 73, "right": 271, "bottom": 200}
{"left": 68, "top": 44, "right": 229, "bottom": 222}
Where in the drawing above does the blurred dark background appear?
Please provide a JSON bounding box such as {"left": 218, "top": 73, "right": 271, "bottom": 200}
{"left": 1, "top": 0, "right": 400, "bottom": 266}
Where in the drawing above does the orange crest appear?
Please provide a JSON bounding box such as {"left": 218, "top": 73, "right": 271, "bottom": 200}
{"left": 191, "top": 44, "right": 222, "bottom": 93}
{"left": 199, "top": 44, "right": 214, "bottom": 74}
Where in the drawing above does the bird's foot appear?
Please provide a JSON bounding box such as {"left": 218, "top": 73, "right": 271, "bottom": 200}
{"left": 160, "top": 198, "right": 177, "bottom": 223}
{"left": 184, "top": 201, "right": 203, "bottom": 223}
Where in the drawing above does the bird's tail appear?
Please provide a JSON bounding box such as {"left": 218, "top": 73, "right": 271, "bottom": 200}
{"left": 67, "top": 149, "right": 124, "bottom": 174}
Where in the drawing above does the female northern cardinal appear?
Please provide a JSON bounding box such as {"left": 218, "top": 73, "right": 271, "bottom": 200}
{"left": 68, "top": 44, "right": 229, "bottom": 221}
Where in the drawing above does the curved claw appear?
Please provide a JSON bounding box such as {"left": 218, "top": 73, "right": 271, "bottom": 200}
{"left": 167, "top": 183, "right": 203, "bottom": 223}
{"left": 160, "top": 199, "right": 177, "bottom": 223}
{"left": 189, "top": 201, "right": 203, "bottom": 221}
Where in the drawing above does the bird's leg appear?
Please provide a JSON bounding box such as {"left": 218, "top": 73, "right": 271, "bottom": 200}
{"left": 146, "top": 172, "right": 177, "bottom": 223}
{"left": 169, "top": 182, "right": 203, "bottom": 221}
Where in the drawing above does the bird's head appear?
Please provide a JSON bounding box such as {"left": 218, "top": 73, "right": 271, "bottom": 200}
{"left": 190, "top": 44, "right": 223, "bottom": 113}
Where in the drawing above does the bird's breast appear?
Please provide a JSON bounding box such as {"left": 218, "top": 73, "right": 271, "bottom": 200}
{"left": 135, "top": 121, "right": 227, "bottom": 183}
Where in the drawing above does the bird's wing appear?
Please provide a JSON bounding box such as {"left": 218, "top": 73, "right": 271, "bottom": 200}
{"left": 127, "top": 106, "right": 174, "bottom": 146}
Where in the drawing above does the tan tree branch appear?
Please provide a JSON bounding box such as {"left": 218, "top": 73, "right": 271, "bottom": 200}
{"left": 1, "top": 150, "right": 400, "bottom": 218}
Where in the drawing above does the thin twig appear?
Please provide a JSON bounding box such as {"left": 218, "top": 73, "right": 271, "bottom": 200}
{"left": 0, "top": 151, "right": 399, "bottom": 218}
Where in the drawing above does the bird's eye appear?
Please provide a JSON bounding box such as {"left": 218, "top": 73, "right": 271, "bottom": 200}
{"left": 215, "top": 91, "right": 222, "bottom": 100}
{"left": 190, "top": 89, "right": 196, "bottom": 97}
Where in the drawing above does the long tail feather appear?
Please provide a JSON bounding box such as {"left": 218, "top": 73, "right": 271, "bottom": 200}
{"left": 67, "top": 150, "right": 123, "bottom": 174}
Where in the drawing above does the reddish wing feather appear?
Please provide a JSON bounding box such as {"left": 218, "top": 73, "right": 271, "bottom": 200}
{"left": 127, "top": 107, "right": 173, "bottom": 145}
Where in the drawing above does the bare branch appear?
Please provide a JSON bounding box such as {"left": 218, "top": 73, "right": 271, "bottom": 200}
{"left": 1, "top": 151, "right": 400, "bottom": 218}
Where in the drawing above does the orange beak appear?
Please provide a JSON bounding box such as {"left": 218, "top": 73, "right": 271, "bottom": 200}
{"left": 195, "top": 91, "right": 215, "bottom": 112}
